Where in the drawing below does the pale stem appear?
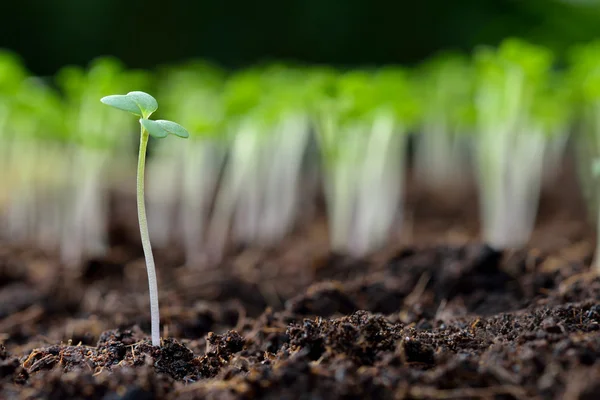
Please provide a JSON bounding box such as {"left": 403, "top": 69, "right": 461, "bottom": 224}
{"left": 137, "top": 126, "right": 161, "bottom": 347}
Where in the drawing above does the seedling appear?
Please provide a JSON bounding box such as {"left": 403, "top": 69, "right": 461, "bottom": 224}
{"left": 314, "top": 67, "right": 419, "bottom": 256}
{"left": 473, "top": 39, "right": 562, "bottom": 250}
{"left": 413, "top": 52, "right": 474, "bottom": 192}
{"left": 100, "top": 91, "right": 189, "bottom": 346}
{"left": 153, "top": 63, "right": 226, "bottom": 264}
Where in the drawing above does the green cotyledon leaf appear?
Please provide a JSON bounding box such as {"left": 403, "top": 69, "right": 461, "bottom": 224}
{"left": 140, "top": 118, "right": 190, "bottom": 139}
{"left": 101, "top": 91, "right": 158, "bottom": 118}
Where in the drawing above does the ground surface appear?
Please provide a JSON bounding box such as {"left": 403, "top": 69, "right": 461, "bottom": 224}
{"left": 1, "top": 164, "right": 600, "bottom": 399}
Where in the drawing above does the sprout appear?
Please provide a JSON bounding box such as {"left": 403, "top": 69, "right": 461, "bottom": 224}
{"left": 208, "top": 65, "right": 316, "bottom": 258}
{"left": 152, "top": 62, "right": 226, "bottom": 264}
{"left": 1, "top": 70, "right": 69, "bottom": 252}
{"left": 568, "top": 41, "right": 600, "bottom": 223}
{"left": 413, "top": 52, "right": 475, "bottom": 192}
{"left": 0, "top": 50, "right": 32, "bottom": 238}
{"left": 101, "top": 91, "right": 189, "bottom": 347}
{"left": 11, "top": 78, "right": 67, "bottom": 250}
{"left": 314, "top": 67, "right": 419, "bottom": 256}
{"left": 568, "top": 40, "right": 600, "bottom": 272}
{"left": 473, "top": 38, "right": 564, "bottom": 250}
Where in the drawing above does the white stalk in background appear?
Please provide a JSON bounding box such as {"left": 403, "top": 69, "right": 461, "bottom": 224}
{"left": 61, "top": 95, "right": 116, "bottom": 267}
{"left": 212, "top": 113, "right": 310, "bottom": 250}
{"left": 319, "top": 110, "right": 407, "bottom": 257}
{"left": 61, "top": 145, "right": 109, "bottom": 266}
{"left": 208, "top": 122, "right": 261, "bottom": 258}
{"left": 477, "top": 124, "right": 547, "bottom": 249}
{"left": 323, "top": 126, "right": 365, "bottom": 253}
{"left": 146, "top": 138, "right": 182, "bottom": 248}
{"left": 256, "top": 113, "right": 311, "bottom": 244}
{"left": 352, "top": 112, "right": 405, "bottom": 256}
{"left": 5, "top": 138, "right": 38, "bottom": 243}
{"left": 414, "top": 111, "right": 471, "bottom": 190}
{"left": 179, "top": 140, "right": 226, "bottom": 264}
{"left": 298, "top": 134, "right": 322, "bottom": 223}
{"left": 36, "top": 143, "right": 68, "bottom": 252}
{"left": 232, "top": 135, "right": 263, "bottom": 243}
{"left": 575, "top": 102, "right": 600, "bottom": 222}
{"left": 475, "top": 64, "right": 551, "bottom": 250}
{"left": 413, "top": 56, "right": 473, "bottom": 192}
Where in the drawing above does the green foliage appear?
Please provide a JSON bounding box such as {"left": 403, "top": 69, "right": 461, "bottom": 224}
{"left": 499, "top": 38, "right": 555, "bottom": 82}
{"left": 568, "top": 40, "right": 600, "bottom": 105}
{"left": 157, "top": 61, "right": 225, "bottom": 139}
{"left": 530, "top": 72, "right": 573, "bottom": 131}
{"left": 0, "top": 50, "right": 28, "bottom": 94}
{"left": 474, "top": 38, "right": 558, "bottom": 133}
{"left": 417, "top": 51, "right": 475, "bottom": 129}
{"left": 12, "top": 77, "right": 67, "bottom": 142}
{"left": 223, "top": 69, "right": 261, "bottom": 112}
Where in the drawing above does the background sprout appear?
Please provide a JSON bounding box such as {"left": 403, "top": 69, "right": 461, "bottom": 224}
{"left": 568, "top": 40, "right": 600, "bottom": 224}
{"left": 206, "top": 66, "right": 315, "bottom": 256}
{"left": 567, "top": 40, "right": 600, "bottom": 272}
{"left": 314, "top": 67, "right": 418, "bottom": 256}
{"left": 245, "top": 65, "right": 316, "bottom": 245}
{"left": 206, "top": 69, "right": 264, "bottom": 257}
{"left": 2, "top": 77, "right": 67, "bottom": 249}
{"left": 413, "top": 52, "right": 475, "bottom": 193}
{"left": 474, "top": 38, "right": 557, "bottom": 250}
{"left": 207, "top": 63, "right": 318, "bottom": 256}
{"left": 533, "top": 72, "right": 573, "bottom": 187}
{"left": 11, "top": 78, "right": 67, "bottom": 249}
{"left": 150, "top": 62, "right": 226, "bottom": 264}
{"left": 0, "top": 50, "right": 30, "bottom": 229}
{"left": 100, "top": 91, "right": 189, "bottom": 347}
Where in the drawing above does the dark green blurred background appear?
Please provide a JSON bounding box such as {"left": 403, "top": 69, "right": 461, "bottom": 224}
{"left": 2, "top": 0, "right": 600, "bottom": 75}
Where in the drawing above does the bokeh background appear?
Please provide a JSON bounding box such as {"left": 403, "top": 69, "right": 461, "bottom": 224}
{"left": 3, "top": 0, "right": 600, "bottom": 75}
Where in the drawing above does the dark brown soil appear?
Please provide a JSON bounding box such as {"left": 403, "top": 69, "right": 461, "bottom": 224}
{"left": 2, "top": 163, "right": 600, "bottom": 399}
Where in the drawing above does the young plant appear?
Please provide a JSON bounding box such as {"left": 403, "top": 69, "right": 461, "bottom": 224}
{"left": 152, "top": 62, "right": 226, "bottom": 264}
{"left": 413, "top": 52, "right": 474, "bottom": 193}
{"left": 315, "top": 67, "right": 419, "bottom": 256}
{"left": 568, "top": 41, "right": 600, "bottom": 226}
{"left": 100, "top": 91, "right": 189, "bottom": 347}
{"left": 208, "top": 65, "right": 322, "bottom": 257}
{"left": 568, "top": 41, "right": 600, "bottom": 272}
{"left": 474, "top": 38, "right": 562, "bottom": 250}
{"left": 235, "top": 65, "right": 315, "bottom": 246}
{"left": 0, "top": 50, "right": 31, "bottom": 237}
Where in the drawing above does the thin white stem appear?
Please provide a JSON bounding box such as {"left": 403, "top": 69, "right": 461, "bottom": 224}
{"left": 208, "top": 124, "right": 259, "bottom": 258}
{"left": 353, "top": 114, "right": 402, "bottom": 256}
{"left": 137, "top": 126, "right": 160, "bottom": 347}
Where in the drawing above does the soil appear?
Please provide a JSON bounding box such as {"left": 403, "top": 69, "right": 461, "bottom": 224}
{"left": 2, "top": 160, "right": 600, "bottom": 399}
